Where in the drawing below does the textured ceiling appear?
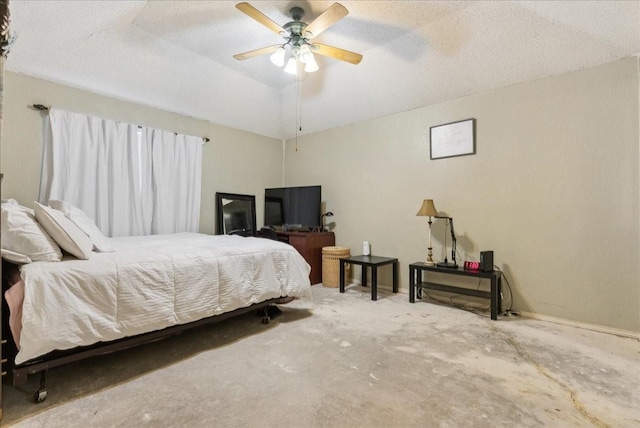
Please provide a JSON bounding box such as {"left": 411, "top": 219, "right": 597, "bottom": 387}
{"left": 6, "top": 1, "right": 639, "bottom": 140}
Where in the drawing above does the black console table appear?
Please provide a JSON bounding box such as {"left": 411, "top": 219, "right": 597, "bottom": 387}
{"left": 409, "top": 263, "right": 502, "bottom": 320}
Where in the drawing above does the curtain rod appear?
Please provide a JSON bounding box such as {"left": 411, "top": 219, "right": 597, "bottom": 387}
{"left": 31, "top": 104, "right": 210, "bottom": 143}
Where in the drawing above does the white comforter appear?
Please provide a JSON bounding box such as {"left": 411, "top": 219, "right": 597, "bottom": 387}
{"left": 16, "top": 233, "right": 311, "bottom": 365}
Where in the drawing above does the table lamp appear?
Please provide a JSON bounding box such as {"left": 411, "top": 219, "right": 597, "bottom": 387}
{"left": 416, "top": 199, "right": 438, "bottom": 265}
{"left": 321, "top": 211, "right": 334, "bottom": 231}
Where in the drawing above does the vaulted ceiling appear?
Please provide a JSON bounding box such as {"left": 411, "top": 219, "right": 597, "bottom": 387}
{"left": 7, "top": 1, "right": 639, "bottom": 140}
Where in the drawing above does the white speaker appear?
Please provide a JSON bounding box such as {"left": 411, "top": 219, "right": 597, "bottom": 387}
{"left": 363, "top": 241, "right": 371, "bottom": 256}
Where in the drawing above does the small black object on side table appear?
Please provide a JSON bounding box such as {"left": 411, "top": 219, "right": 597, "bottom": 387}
{"left": 339, "top": 255, "right": 398, "bottom": 301}
{"left": 409, "top": 262, "right": 502, "bottom": 320}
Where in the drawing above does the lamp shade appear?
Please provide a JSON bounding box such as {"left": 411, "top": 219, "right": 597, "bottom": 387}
{"left": 299, "top": 44, "right": 313, "bottom": 64}
{"left": 304, "top": 53, "right": 319, "bottom": 72}
{"left": 284, "top": 57, "right": 298, "bottom": 75}
{"left": 416, "top": 199, "right": 438, "bottom": 217}
{"left": 270, "top": 46, "right": 286, "bottom": 67}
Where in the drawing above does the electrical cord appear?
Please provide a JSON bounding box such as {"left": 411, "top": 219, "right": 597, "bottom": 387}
{"left": 492, "top": 264, "right": 514, "bottom": 313}
{"left": 417, "top": 266, "right": 515, "bottom": 317}
{"left": 418, "top": 287, "right": 492, "bottom": 317}
{"left": 451, "top": 277, "right": 491, "bottom": 313}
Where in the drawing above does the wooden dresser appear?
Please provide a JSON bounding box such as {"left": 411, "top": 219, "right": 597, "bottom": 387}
{"left": 276, "top": 231, "right": 335, "bottom": 285}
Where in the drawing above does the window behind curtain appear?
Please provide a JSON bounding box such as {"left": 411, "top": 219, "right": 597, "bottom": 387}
{"left": 40, "top": 109, "right": 202, "bottom": 237}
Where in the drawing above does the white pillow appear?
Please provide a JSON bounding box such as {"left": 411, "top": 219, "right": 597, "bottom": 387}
{"left": 1, "top": 202, "right": 62, "bottom": 262}
{"left": 34, "top": 202, "right": 93, "bottom": 260}
{"left": 1, "top": 248, "right": 32, "bottom": 264}
{"left": 48, "top": 200, "right": 115, "bottom": 252}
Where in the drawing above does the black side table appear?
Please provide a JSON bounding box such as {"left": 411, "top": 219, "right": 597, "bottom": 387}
{"left": 339, "top": 255, "right": 398, "bottom": 301}
{"left": 409, "top": 262, "right": 502, "bottom": 320}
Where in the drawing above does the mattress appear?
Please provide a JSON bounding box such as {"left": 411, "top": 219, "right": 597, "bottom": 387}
{"left": 14, "top": 233, "right": 311, "bottom": 365}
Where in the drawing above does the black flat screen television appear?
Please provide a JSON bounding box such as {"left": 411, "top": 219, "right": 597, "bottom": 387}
{"left": 265, "top": 185, "right": 321, "bottom": 230}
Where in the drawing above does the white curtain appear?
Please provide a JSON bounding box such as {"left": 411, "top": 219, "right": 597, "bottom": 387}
{"left": 142, "top": 128, "right": 202, "bottom": 234}
{"left": 40, "top": 109, "right": 148, "bottom": 237}
{"left": 40, "top": 109, "right": 203, "bottom": 237}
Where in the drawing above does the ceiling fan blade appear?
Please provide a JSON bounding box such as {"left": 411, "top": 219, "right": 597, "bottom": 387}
{"left": 236, "top": 2, "right": 286, "bottom": 35}
{"left": 303, "top": 3, "right": 348, "bottom": 38}
{"left": 312, "top": 43, "right": 362, "bottom": 65}
{"left": 233, "top": 45, "right": 280, "bottom": 61}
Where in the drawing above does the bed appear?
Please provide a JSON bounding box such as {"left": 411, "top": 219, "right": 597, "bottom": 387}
{"left": 1, "top": 201, "right": 312, "bottom": 402}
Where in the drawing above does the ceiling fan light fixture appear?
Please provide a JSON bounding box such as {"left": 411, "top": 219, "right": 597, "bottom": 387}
{"left": 291, "top": 45, "right": 301, "bottom": 58}
{"left": 304, "top": 54, "right": 319, "bottom": 73}
{"left": 270, "top": 46, "right": 286, "bottom": 67}
{"left": 299, "top": 44, "right": 313, "bottom": 64}
{"left": 284, "top": 57, "right": 298, "bottom": 75}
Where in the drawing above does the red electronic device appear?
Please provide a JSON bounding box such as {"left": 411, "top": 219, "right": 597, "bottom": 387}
{"left": 464, "top": 261, "right": 480, "bottom": 271}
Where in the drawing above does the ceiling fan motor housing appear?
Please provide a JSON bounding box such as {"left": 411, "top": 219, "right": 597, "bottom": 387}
{"left": 284, "top": 21, "right": 307, "bottom": 37}
{"left": 289, "top": 6, "right": 304, "bottom": 21}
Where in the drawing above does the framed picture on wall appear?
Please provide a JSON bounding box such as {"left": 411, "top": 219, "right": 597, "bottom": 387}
{"left": 430, "top": 118, "right": 475, "bottom": 160}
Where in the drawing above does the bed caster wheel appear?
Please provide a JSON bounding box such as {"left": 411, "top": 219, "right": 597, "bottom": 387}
{"left": 34, "top": 389, "right": 48, "bottom": 403}
{"left": 261, "top": 315, "right": 270, "bottom": 324}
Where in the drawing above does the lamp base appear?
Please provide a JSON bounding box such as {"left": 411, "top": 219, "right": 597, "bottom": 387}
{"left": 425, "top": 247, "right": 435, "bottom": 266}
{"left": 436, "top": 262, "right": 458, "bottom": 269}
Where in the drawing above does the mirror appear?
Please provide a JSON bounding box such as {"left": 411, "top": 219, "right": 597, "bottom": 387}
{"left": 215, "top": 192, "right": 257, "bottom": 236}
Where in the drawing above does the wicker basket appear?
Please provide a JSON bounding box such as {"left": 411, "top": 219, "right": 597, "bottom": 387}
{"left": 322, "top": 246, "right": 351, "bottom": 288}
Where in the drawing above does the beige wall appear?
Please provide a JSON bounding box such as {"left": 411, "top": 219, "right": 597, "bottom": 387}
{"left": 2, "top": 58, "right": 638, "bottom": 332}
{"left": 284, "top": 58, "right": 639, "bottom": 332}
{"left": 1, "top": 72, "right": 283, "bottom": 234}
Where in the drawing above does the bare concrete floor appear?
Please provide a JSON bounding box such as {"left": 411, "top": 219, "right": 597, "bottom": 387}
{"left": 3, "top": 284, "right": 639, "bottom": 427}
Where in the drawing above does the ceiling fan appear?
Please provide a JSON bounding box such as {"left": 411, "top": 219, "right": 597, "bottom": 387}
{"left": 233, "top": 2, "right": 363, "bottom": 73}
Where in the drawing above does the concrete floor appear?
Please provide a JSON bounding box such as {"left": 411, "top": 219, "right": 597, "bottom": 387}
{"left": 3, "top": 284, "right": 639, "bottom": 427}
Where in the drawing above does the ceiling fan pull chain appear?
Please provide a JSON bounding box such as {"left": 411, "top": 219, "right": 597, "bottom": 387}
{"left": 295, "top": 71, "right": 301, "bottom": 152}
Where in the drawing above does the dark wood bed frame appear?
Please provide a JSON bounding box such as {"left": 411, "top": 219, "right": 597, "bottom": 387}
{"left": 1, "top": 265, "right": 288, "bottom": 403}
